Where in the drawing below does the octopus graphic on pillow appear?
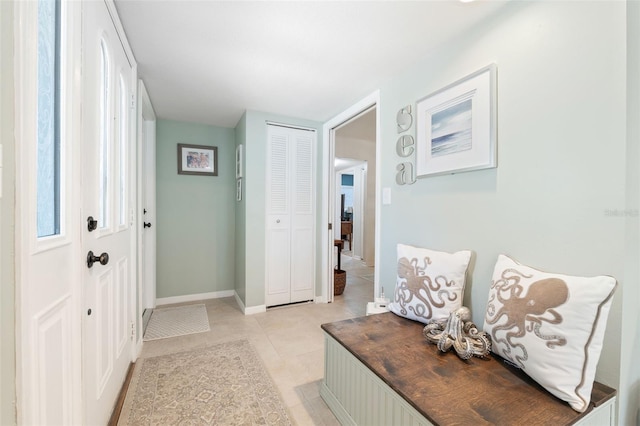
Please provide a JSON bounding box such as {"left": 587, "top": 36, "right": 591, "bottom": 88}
{"left": 485, "top": 268, "right": 569, "bottom": 369}
{"left": 483, "top": 254, "right": 617, "bottom": 413}
{"left": 394, "top": 256, "right": 458, "bottom": 321}
{"left": 389, "top": 244, "right": 471, "bottom": 324}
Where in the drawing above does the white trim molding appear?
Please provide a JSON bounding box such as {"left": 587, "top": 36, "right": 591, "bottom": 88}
{"left": 234, "top": 292, "right": 267, "bottom": 315}
{"left": 156, "top": 290, "right": 235, "bottom": 306}
{"left": 321, "top": 90, "right": 381, "bottom": 304}
{"left": 155, "top": 290, "right": 269, "bottom": 316}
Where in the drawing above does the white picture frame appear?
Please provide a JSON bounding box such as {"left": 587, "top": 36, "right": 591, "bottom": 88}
{"left": 235, "top": 144, "right": 243, "bottom": 179}
{"left": 416, "top": 64, "right": 497, "bottom": 178}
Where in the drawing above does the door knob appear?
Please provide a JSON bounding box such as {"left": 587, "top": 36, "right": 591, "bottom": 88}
{"left": 144, "top": 222, "right": 152, "bottom": 228}
{"left": 87, "top": 251, "right": 109, "bottom": 268}
{"left": 87, "top": 216, "right": 98, "bottom": 232}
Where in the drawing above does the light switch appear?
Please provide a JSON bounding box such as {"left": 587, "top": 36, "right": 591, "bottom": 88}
{"left": 382, "top": 187, "right": 391, "bottom": 205}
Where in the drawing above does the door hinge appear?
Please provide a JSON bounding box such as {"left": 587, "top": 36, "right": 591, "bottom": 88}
{"left": 328, "top": 223, "right": 332, "bottom": 230}
{"left": 130, "top": 322, "right": 135, "bottom": 340}
{"left": 130, "top": 93, "right": 136, "bottom": 110}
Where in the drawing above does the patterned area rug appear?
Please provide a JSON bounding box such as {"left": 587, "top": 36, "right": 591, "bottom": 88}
{"left": 119, "top": 340, "right": 292, "bottom": 425}
{"left": 143, "top": 304, "right": 210, "bottom": 341}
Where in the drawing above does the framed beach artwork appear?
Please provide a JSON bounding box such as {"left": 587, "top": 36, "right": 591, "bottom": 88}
{"left": 177, "top": 143, "right": 218, "bottom": 176}
{"left": 416, "top": 64, "right": 497, "bottom": 177}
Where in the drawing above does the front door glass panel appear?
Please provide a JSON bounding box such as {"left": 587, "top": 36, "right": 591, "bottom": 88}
{"left": 36, "top": 0, "right": 61, "bottom": 237}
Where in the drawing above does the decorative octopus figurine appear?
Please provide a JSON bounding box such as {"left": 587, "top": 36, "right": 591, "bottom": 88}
{"left": 423, "top": 307, "right": 491, "bottom": 360}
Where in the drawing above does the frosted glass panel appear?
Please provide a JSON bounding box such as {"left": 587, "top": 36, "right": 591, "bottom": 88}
{"left": 99, "top": 39, "right": 110, "bottom": 229}
{"left": 118, "top": 75, "right": 127, "bottom": 226}
{"left": 36, "top": 0, "right": 61, "bottom": 237}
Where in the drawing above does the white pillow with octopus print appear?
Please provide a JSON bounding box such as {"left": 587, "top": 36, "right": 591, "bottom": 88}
{"left": 483, "top": 254, "right": 617, "bottom": 413}
{"left": 388, "top": 244, "right": 471, "bottom": 324}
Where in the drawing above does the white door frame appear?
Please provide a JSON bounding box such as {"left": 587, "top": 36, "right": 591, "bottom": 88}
{"left": 136, "top": 79, "right": 156, "bottom": 353}
{"left": 321, "top": 91, "right": 381, "bottom": 302}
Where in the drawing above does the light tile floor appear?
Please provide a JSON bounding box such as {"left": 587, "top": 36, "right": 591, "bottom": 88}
{"left": 134, "top": 254, "right": 374, "bottom": 425}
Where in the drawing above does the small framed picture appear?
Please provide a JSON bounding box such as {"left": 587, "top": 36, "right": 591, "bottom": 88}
{"left": 416, "top": 64, "right": 497, "bottom": 177}
{"left": 177, "top": 143, "right": 218, "bottom": 176}
{"left": 236, "top": 178, "right": 242, "bottom": 201}
{"left": 235, "top": 145, "right": 243, "bottom": 178}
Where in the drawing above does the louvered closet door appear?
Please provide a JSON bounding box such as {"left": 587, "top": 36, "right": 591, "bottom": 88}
{"left": 290, "top": 131, "right": 314, "bottom": 302}
{"left": 266, "top": 130, "right": 292, "bottom": 306}
{"left": 266, "top": 125, "right": 316, "bottom": 306}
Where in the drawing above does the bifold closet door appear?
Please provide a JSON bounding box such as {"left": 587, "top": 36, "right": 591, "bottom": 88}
{"left": 266, "top": 125, "right": 315, "bottom": 307}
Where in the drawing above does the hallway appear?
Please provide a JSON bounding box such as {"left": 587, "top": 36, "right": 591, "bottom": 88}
{"left": 333, "top": 254, "right": 376, "bottom": 317}
{"left": 118, "top": 256, "right": 375, "bottom": 425}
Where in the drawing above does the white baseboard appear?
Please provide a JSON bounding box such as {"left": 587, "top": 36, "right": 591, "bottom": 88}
{"left": 156, "top": 290, "right": 235, "bottom": 306}
{"left": 234, "top": 292, "right": 266, "bottom": 315}
{"left": 244, "top": 304, "right": 266, "bottom": 315}
{"left": 234, "top": 292, "right": 245, "bottom": 312}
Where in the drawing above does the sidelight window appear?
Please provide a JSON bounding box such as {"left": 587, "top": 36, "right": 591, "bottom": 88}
{"left": 36, "top": 0, "right": 62, "bottom": 237}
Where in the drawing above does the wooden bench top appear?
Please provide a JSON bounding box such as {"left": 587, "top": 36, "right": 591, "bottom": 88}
{"left": 321, "top": 312, "right": 616, "bottom": 426}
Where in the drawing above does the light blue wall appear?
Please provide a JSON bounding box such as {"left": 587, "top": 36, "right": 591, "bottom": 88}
{"left": 156, "top": 119, "right": 236, "bottom": 299}
{"left": 377, "top": 1, "right": 637, "bottom": 423}
{"left": 241, "top": 111, "right": 323, "bottom": 307}
{"left": 154, "top": 112, "right": 321, "bottom": 308}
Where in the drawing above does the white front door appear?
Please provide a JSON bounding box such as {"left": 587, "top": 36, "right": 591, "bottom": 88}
{"left": 14, "top": 1, "right": 83, "bottom": 423}
{"left": 82, "top": 2, "right": 135, "bottom": 423}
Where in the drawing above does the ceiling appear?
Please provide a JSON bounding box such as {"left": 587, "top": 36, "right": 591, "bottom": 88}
{"left": 114, "top": 0, "right": 509, "bottom": 129}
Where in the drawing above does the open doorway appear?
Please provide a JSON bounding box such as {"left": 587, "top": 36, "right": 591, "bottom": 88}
{"left": 335, "top": 108, "right": 376, "bottom": 265}
{"left": 137, "top": 80, "right": 157, "bottom": 344}
{"left": 334, "top": 161, "right": 366, "bottom": 259}
{"left": 321, "top": 92, "right": 380, "bottom": 306}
